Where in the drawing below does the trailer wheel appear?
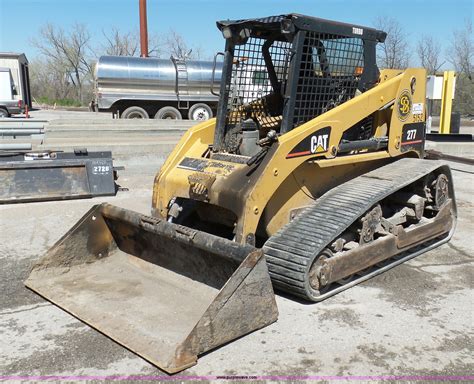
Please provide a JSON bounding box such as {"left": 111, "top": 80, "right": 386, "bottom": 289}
{"left": 188, "top": 103, "right": 213, "bottom": 121}
{"left": 155, "top": 106, "right": 182, "bottom": 120}
{"left": 122, "top": 106, "right": 149, "bottom": 119}
{"left": 0, "top": 108, "right": 9, "bottom": 118}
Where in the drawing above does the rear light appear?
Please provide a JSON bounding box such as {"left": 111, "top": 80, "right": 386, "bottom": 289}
{"left": 18, "top": 99, "right": 23, "bottom": 108}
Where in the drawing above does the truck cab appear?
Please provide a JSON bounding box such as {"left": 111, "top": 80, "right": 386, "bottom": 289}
{"left": 0, "top": 67, "right": 24, "bottom": 117}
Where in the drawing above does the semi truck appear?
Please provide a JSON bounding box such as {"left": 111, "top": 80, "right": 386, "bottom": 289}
{"left": 95, "top": 55, "right": 272, "bottom": 120}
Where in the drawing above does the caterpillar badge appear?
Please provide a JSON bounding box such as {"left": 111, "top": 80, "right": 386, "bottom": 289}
{"left": 26, "top": 14, "right": 457, "bottom": 373}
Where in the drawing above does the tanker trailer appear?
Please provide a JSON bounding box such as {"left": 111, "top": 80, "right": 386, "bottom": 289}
{"left": 95, "top": 55, "right": 224, "bottom": 120}
{"left": 95, "top": 55, "right": 272, "bottom": 121}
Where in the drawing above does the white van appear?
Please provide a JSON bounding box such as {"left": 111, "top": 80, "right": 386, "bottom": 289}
{"left": 0, "top": 67, "right": 24, "bottom": 117}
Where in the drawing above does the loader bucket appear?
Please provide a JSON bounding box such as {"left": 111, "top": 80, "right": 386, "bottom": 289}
{"left": 25, "top": 203, "right": 278, "bottom": 373}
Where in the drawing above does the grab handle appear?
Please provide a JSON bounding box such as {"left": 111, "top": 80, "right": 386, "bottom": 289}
{"left": 211, "top": 52, "right": 225, "bottom": 96}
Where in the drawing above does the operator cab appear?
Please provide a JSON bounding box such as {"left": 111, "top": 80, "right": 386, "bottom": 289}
{"left": 211, "top": 14, "right": 386, "bottom": 157}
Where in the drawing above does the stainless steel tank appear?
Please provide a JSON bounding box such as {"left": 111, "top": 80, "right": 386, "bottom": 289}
{"left": 95, "top": 56, "right": 222, "bottom": 110}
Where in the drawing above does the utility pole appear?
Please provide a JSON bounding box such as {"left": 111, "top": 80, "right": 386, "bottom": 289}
{"left": 139, "top": 0, "right": 149, "bottom": 57}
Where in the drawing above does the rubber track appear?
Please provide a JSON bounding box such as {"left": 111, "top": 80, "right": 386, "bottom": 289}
{"left": 263, "top": 158, "right": 451, "bottom": 300}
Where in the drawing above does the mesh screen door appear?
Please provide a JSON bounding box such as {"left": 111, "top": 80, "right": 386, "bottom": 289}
{"left": 224, "top": 37, "right": 292, "bottom": 128}
{"left": 291, "top": 32, "right": 365, "bottom": 128}
{"left": 219, "top": 31, "right": 366, "bottom": 140}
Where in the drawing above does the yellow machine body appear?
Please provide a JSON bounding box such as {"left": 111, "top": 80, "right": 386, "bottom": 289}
{"left": 153, "top": 69, "right": 427, "bottom": 244}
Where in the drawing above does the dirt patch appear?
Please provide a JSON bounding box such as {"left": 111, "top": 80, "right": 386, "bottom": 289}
{"left": 366, "top": 263, "right": 444, "bottom": 315}
{"left": 436, "top": 333, "right": 474, "bottom": 355}
{"left": 2, "top": 327, "right": 159, "bottom": 375}
{"left": 318, "top": 307, "right": 363, "bottom": 329}
{"left": 0, "top": 254, "right": 44, "bottom": 310}
{"left": 266, "top": 357, "right": 323, "bottom": 377}
{"left": 406, "top": 360, "right": 474, "bottom": 377}
{"left": 298, "top": 347, "right": 309, "bottom": 354}
{"left": 356, "top": 344, "right": 397, "bottom": 370}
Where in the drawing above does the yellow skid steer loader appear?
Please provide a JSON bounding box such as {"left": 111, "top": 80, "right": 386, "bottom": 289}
{"left": 26, "top": 14, "right": 456, "bottom": 373}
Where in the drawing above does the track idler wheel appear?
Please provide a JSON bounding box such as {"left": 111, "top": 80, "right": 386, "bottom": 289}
{"left": 308, "top": 249, "right": 332, "bottom": 294}
{"left": 423, "top": 173, "right": 450, "bottom": 212}
{"left": 433, "top": 174, "right": 449, "bottom": 209}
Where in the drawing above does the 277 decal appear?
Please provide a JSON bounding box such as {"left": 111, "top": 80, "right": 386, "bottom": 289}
{"left": 400, "top": 122, "right": 425, "bottom": 152}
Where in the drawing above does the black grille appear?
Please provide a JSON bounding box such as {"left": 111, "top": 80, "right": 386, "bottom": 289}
{"left": 292, "top": 32, "right": 364, "bottom": 128}
{"left": 224, "top": 37, "right": 291, "bottom": 128}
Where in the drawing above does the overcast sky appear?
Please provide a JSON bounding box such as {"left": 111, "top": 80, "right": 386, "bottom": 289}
{"left": 0, "top": 0, "right": 472, "bottom": 66}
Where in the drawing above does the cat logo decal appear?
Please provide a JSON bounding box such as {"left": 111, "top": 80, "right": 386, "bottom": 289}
{"left": 286, "top": 127, "right": 331, "bottom": 159}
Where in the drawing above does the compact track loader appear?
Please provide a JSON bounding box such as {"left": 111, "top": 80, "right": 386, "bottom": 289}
{"left": 26, "top": 14, "right": 457, "bottom": 373}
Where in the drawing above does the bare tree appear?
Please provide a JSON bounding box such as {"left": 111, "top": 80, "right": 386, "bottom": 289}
{"left": 374, "top": 16, "right": 410, "bottom": 69}
{"left": 448, "top": 18, "right": 473, "bottom": 80}
{"left": 146, "top": 33, "right": 162, "bottom": 57}
{"left": 30, "top": 23, "right": 206, "bottom": 106}
{"left": 417, "top": 35, "right": 442, "bottom": 75}
{"left": 164, "top": 29, "right": 203, "bottom": 60}
{"left": 447, "top": 18, "right": 474, "bottom": 115}
{"left": 98, "top": 27, "right": 162, "bottom": 57}
{"left": 101, "top": 27, "right": 140, "bottom": 56}
{"left": 29, "top": 58, "right": 74, "bottom": 101}
{"left": 31, "top": 23, "right": 93, "bottom": 103}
